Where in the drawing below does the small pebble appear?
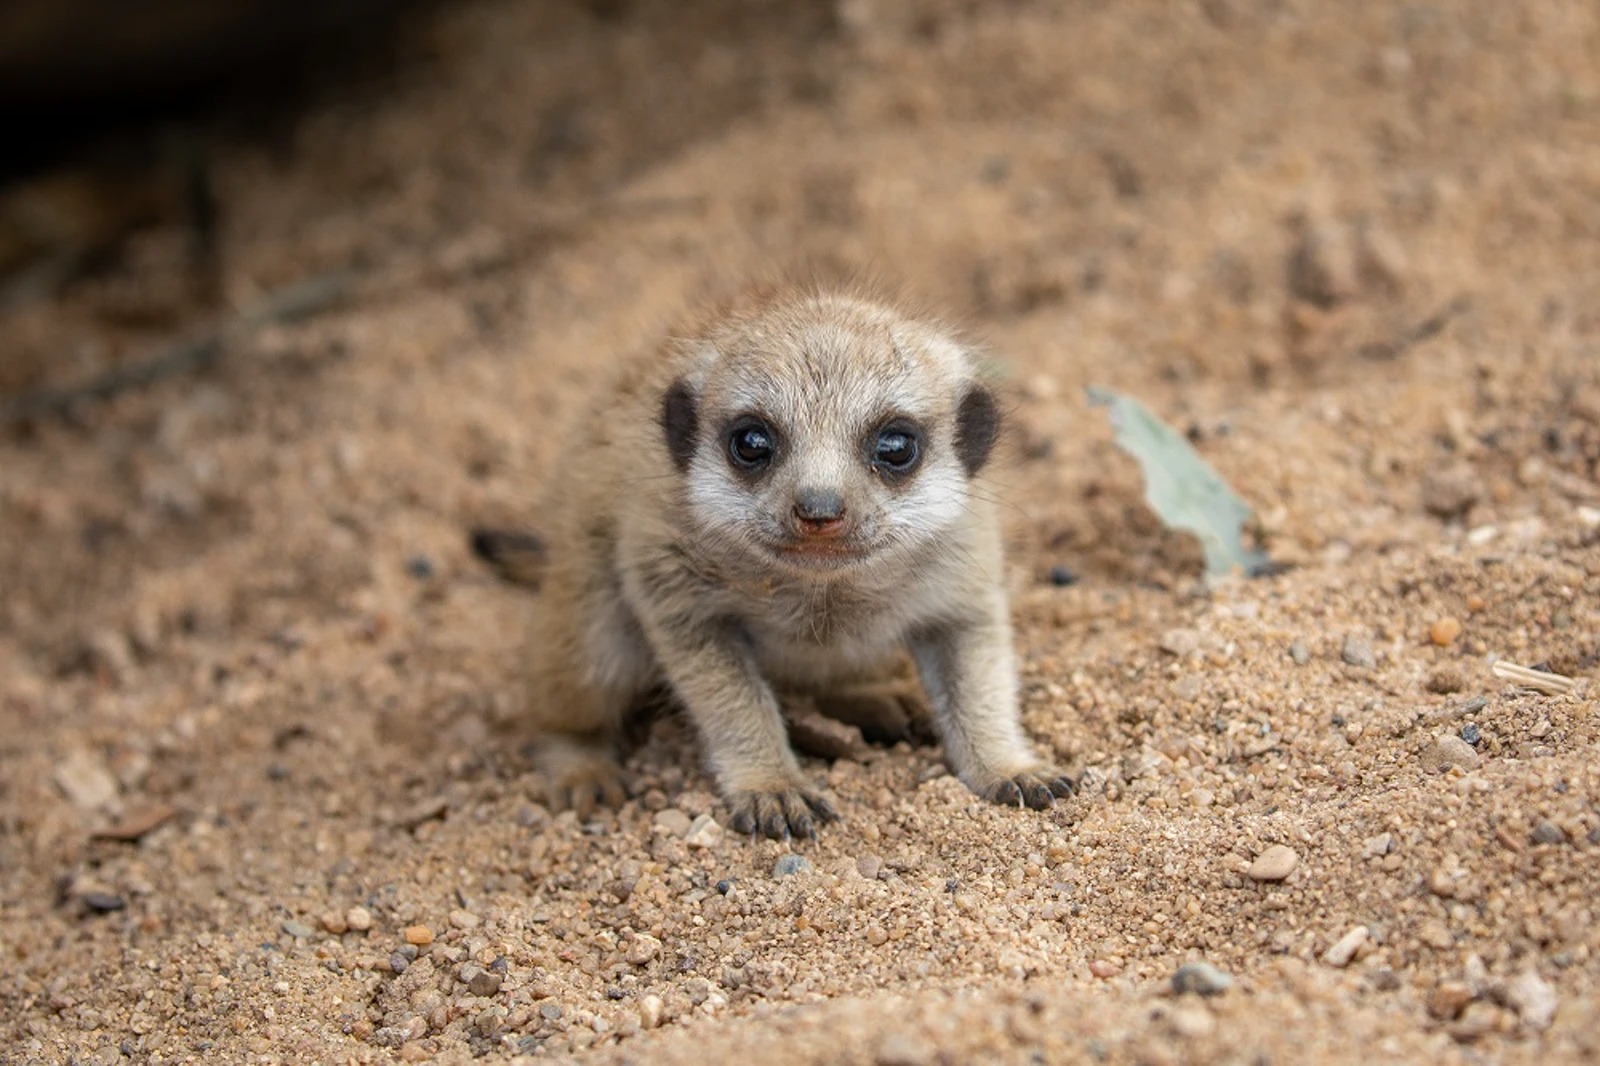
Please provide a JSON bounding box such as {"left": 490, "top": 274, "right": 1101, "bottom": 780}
{"left": 1531, "top": 820, "right": 1567, "bottom": 845}
{"left": 1429, "top": 981, "right": 1475, "bottom": 1020}
{"left": 1167, "top": 1004, "right": 1215, "bottom": 1039}
{"left": 405, "top": 555, "right": 435, "bottom": 580}
{"left": 1048, "top": 565, "right": 1078, "bottom": 587}
{"left": 389, "top": 952, "right": 411, "bottom": 974}
{"left": 80, "top": 891, "right": 126, "bottom": 913}
{"left": 1421, "top": 734, "right": 1480, "bottom": 773}
{"left": 1171, "top": 961, "right": 1233, "bottom": 996}
{"left": 281, "top": 920, "right": 315, "bottom": 940}
{"left": 403, "top": 925, "right": 434, "bottom": 946}
{"left": 1246, "top": 844, "right": 1300, "bottom": 882}
{"left": 1288, "top": 640, "right": 1311, "bottom": 665}
{"left": 772, "top": 854, "right": 814, "bottom": 879}
{"left": 625, "top": 935, "right": 662, "bottom": 966}
{"left": 1504, "top": 969, "right": 1558, "bottom": 1031}
{"left": 319, "top": 911, "right": 348, "bottom": 935}
{"left": 468, "top": 969, "right": 503, "bottom": 997}
{"left": 1459, "top": 723, "right": 1481, "bottom": 746}
{"left": 684, "top": 814, "right": 724, "bottom": 849}
{"left": 53, "top": 750, "right": 120, "bottom": 810}
{"left": 1159, "top": 628, "right": 1202, "bottom": 658}
{"left": 1361, "top": 833, "right": 1395, "bottom": 859}
{"left": 714, "top": 879, "right": 733, "bottom": 895}
{"left": 345, "top": 906, "right": 373, "bottom": 932}
{"left": 1428, "top": 617, "right": 1463, "bottom": 646}
{"left": 857, "top": 854, "right": 883, "bottom": 880}
{"left": 1426, "top": 668, "right": 1464, "bottom": 694}
{"left": 1341, "top": 634, "right": 1377, "bottom": 669}
{"left": 653, "top": 809, "right": 692, "bottom": 837}
{"left": 1088, "top": 959, "right": 1121, "bottom": 979}
{"left": 1321, "top": 925, "right": 1368, "bottom": 968}
{"left": 448, "top": 909, "right": 481, "bottom": 930}
{"left": 539, "top": 1002, "right": 564, "bottom": 1022}
{"left": 637, "top": 995, "right": 664, "bottom": 1029}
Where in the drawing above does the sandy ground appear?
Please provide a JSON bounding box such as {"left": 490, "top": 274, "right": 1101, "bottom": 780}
{"left": 3, "top": 1, "right": 1599, "bottom": 1062}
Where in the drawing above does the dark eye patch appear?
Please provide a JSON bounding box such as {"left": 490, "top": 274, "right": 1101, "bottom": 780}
{"left": 954, "top": 386, "right": 999, "bottom": 475}
{"left": 661, "top": 379, "right": 699, "bottom": 472}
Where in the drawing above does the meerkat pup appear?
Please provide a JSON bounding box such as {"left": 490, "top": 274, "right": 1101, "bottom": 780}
{"left": 505, "top": 285, "right": 1073, "bottom": 839}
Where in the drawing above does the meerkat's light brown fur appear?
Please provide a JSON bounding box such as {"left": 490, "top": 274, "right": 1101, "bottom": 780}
{"left": 507, "top": 285, "right": 1072, "bottom": 838}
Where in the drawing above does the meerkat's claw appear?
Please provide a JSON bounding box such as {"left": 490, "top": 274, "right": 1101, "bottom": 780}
{"left": 982, "top": 768, "right": 1077, "bottom": 811}
{"left": 536, "top": 740, "right": 627, "bottom": 818}
{"left": 727, "top": 787, "right": 839, "bottom": 840}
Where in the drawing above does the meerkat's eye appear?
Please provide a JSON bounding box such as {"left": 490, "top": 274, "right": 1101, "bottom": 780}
{"left": 872, "top": 426, "right": 921, "bottom": 473}
{"left": 728, "top": 420, "right": 777, "bottom": 470}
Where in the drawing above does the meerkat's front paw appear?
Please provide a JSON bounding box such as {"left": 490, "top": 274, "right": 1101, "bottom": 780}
{"left": 725, "top": 784, "right": 839, "bottom": 840}
{"left": 536, "top": 738, "right": 628, "bottom": 819}
{"left": 978, "top": 766, "right": 1077, "bottom": 811}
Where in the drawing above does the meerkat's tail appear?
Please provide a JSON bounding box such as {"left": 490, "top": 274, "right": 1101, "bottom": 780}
{"left": 469, "top": 528, "right": 547, "bottom": 588}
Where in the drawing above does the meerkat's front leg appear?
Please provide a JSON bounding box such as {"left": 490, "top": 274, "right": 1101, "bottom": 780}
{"left": 644, "top": 621, "right": 838, "bottom": 839}
{"left": 911, "top": 606, "right": 1075, "bottom": 810}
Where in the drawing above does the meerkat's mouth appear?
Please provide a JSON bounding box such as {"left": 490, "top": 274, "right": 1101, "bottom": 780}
{"left": 771, "top": 539, "right": 871, "bottom": 569}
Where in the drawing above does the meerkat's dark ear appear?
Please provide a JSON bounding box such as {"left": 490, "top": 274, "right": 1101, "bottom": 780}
{"left": 954, "top": 383, "right": 1000, "bottom": 476}
{"left": 661, "top": 378, "right": 699, "bottom": 471}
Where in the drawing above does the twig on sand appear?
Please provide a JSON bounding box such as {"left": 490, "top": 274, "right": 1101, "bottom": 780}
{"left": 1491, "top": 659, "right": 1577, "bottom": 696}
{"left": 0, "top": 268, "right": 357, "bottom": 425}
{"left": 1358, "top": 295, "right": 1471, "bottom": 361}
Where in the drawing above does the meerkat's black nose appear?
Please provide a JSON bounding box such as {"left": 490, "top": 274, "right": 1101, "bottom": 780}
{"left": 793, "top": 488, "right": 846, "bottom": 534}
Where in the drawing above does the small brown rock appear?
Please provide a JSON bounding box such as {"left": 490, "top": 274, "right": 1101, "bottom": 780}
{"left": 1421, "top": 734, "right": 1480, "bottom": 773}
{"left": 1421, "top": 467, "right": 1479, "bottom": 520}
{"left": 1428, "top": 617, "right": 1463, "bottom": 646}
{"left": 345, "top": 906, "right": 373, "bottom": 932}
{"left": 403, "top": 925, "right": 434, "bottom": 946}
{"left": 1425, "top": 668, "right": 1464, "bottom": 695}
{"left": 1429, "top": 981, "right": 1475, "bottom": 1021}
{"left": 1246, "top": 844, "right": 1300, "bottom": 882}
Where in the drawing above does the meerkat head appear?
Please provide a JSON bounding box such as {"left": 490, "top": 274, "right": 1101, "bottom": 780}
{"left": 659, "top": 292, "right": 999, "bottom": 578}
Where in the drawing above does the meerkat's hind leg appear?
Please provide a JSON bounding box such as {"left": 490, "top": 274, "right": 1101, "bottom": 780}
{"left": 812, "top": 679, "right": 938, "bottom": 747}
{"left": 534, "top": 732, "right": 628, "bottom": 819}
